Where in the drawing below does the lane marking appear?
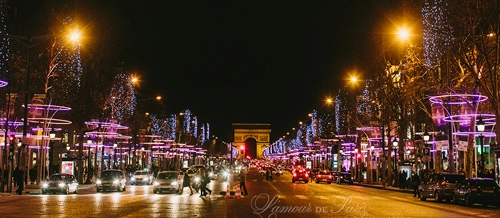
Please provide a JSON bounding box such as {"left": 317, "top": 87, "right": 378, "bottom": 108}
{"left": 295, "top": 195, "right": 308, "bottom": 200}
{"left": 317, "top": 196, "right": 328, "bottom": 200}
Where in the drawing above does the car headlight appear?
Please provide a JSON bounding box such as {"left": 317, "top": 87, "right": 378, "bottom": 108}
{"left": 223, "top": 171, "right": 229, "bottom": 177}
{"left": 131, "top": 177, "right": 136, "bottom": 181}
{"left": 209, "top": 172, "right": 214, "bottom": 177}
{"left": 42, "top": 183, "right": 49, "bottom": 188}
{"left": 144, "top": 177, "right": 149, "bottom": 181}
{"left": 171, "top": 181, "right": 178, "bottom": 186}
{"left": 96, "top": 179, "right": 102, "bottom": 185}
{"left": 194, "top": 177, "right": 200, "bottom": 182}
{"left": 113, "top": 180, "right": 120, "bottom": 185}
{"left": 58, "top": 182, "right": 66, "bottom": 188}
{"left": 153, "top": 181, "right": 160, "bottom": 186}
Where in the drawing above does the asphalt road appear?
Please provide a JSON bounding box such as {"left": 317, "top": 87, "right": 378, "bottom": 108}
{"left": 0, "top": 167, "right": 499, "bottom": 218}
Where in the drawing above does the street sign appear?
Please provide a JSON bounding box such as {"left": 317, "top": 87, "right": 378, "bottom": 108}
{"left": 422, "top": 156, "right": 431, "bottom": 162}
{"left": 423, "top": 147, "right": 431, "bottom": 162}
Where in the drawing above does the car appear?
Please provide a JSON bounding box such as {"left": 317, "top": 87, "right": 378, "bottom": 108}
{"left": 96, "top": 169, "right": 127, "bottom": 192}
{"left": 274, "top": 168, "right": 283, "bottom": 176}
{"left": 130, "top": 170, "right": 153, "bottom": 185}
{"left": 153, "top": 171, "right": 182, "bottom": 194}
{"left": 453, "top": 178, "right": 500, "bottom": 207}
{"left": 336, "top": 172, "right": 353, "bottom": 185}
{"left": 315, "top": 170, "right": 333, "bottom": 184}
{"left": 419, "top": 173, "right": 466, "bottom": 202}
{"left": 292, "top": 167, "right": 309, "bottom": 183}
{"left": 41, "top": 174, "right": 79, "bottom": 194}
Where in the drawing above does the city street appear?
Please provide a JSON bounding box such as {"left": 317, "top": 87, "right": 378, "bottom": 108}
{"left": 0, "top": 167, "right": 499, "bottom": 218}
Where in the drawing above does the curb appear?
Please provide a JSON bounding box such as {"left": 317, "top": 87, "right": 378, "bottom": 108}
{"left": 354, "top": 182, "right": 414, "bottom": 194}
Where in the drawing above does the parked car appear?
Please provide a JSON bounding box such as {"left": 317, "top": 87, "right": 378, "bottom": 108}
{"left": 130, "top": 170, "right": 153, "bottom": 185}
{"left": 96, "top": 169, "right": 127, "bottom": 192}
{"left": 315, "top": 170, "right": 333, "bottom": 184}
{"left": 336, "top": 172, "right": 353, "bottom": 185}
{"left": 153, "top": 171, "right": 182, "bottom": 194}
{"left": 453, "top": 178, "right": 500, "bottom": 207}
{"left": 41, "top": 174, "right": 79, "bottom": 194}
{"left": 292, "top": 167, "right": 309, "bottom": 183}
{"left": 419, "top": 173, "right": 466, "bottom": 202}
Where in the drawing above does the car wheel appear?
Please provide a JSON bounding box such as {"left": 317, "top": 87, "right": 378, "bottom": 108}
{"left": 316, "top": 181, "right": 319, "bottom": 184}
{"left": 420, "top": 194, "right": 426, "bottom": 201}
{"left": 305, "top": 180, "right": 309, "bottom": 184}
{"left": 327, "top": 182, "right": 332, "bottom": 184}
{"left": 97, "top": 188, "right": 101, "bottom": 192}
{"left": 154, "top": 190, "right": 157, "bottom": 194}
{"left": 435, "top": 192, "right": 441, "bottom": 202}
{"left": 74, "top": 187, "right": 78, "bottom": 194}
{"left": 465, "top": 195, "right": 472, "bottom": 206}
{"left": 292, "top": 180, "right": 295, "bottom": 183}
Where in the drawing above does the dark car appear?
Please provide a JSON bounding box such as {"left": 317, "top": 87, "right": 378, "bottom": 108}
{"left": 153, "top": 171, "right": 182, "bottom": 194}
{"left": 453, "top": 178, "right": 500, "bottom": 207}
{"left": 41, "top": 174, "right": 79, "bottom": 194}
{"left": 292, "top": 167, "right": 309, "bottom": 183}
{"left": 419, "top": 173, "right": 466, "bottom": 202}
{"left": 315, "top": 170, "right": 333, "bottom": 184}
{"left": 336, "top": 172, "right": 353, "bottom": 185}
{"left": 96, "top": 169, "right": 127, "bottom": 192}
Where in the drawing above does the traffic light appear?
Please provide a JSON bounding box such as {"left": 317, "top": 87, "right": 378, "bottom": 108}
{"left": 8, "top": 135, "right": 15, "bottom": 144}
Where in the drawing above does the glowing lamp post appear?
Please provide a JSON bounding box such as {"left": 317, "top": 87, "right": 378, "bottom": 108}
{"left": 477, "top": 116, "right": 485, "bottom": 175}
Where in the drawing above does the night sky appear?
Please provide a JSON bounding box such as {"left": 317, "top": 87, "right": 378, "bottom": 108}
{"left": 116, "top": 1, "right": 400, "bottom": 141}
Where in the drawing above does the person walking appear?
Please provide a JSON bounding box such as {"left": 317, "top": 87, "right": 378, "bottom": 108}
{"left": 180, "top": 173, "right": 193, "bottom": 195}
{"left": 239, "top": 169, "right": 248, "bottom": 195}
{"left": 14, "top": 167, "right": 24, "bottom": 195}
{"left": 411, "top": 172, "right": 420, "bottom": 198}
{"left": 199, "top": 171, "right": 207, "bottom": 197}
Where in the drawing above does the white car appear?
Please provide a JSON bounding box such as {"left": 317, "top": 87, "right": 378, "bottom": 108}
{"left": 131, "top": 170, "right": 153, "bottom": 185}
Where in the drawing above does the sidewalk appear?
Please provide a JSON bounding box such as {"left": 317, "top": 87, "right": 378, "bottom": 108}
{"left": 354, "top": 182, "right": 414, "bottom": 194}
{"left": 1, "top": 183, "right": 96, "bottom": 196}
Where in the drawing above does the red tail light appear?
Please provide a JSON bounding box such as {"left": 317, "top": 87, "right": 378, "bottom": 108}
{"left": 305, "top": 173, "right": 309, "bottom": 177}
{"left": 293, "top": 173, "right": 297, "bottom": 177}
{"left": 328, "top": 175, "right": 332, "bottom": 179}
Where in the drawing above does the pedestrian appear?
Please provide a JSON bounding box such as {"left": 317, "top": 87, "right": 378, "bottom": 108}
{"left": 265, "top": 168, "right": 270, "bottom": 181}
{"left": 268, "top": 168, "right": 273, "bottom": 181}
{"left": 15, "top": 167, "right": 24, "bottom": 195}
{"left": 29, "top": 167, "right": 37, "bottom": 184}
{"left": 239, "top": 169, "right": 248, "bottom": 195}
{"left": 199, "top": 171, "right": 207, "bottom": 197}
{"left": 180, "top": 173, "right": 193, "bottom": 195}
{"left": 411, "top": 172, "right": 420, "bottom": 198}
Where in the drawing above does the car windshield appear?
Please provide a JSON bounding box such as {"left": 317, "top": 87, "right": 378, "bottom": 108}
{"left": 49, "top": 175, "right": 63, "bottom": 181}
{"left": 158, "top": 173, "right": 177, "bottom": 180}
{"left": 471, "top": 180, "right": 499, "bottom": 188}
{"left": 443, "top": 175, "right": 466, "bottom": 183}
{"left": 319, "top": 171, "right": 330, "bottom": 175}
{"left": 102, "top": 172, "right": 121, "bottom": 179}
{"left": 135, "top": 171, "right": 149, "bottom": 175}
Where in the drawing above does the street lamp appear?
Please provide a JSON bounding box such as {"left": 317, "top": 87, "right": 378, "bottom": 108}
{"left": 423, "top": 131, "right": 430, "bottom": 142}
{"left": 392, "top": 138, "right": 398, "bottom": 169}
{"left": 113, "top": 143, "right": 118, "bottom": 168}
{"left": 476, "top": 116, "right": 485, "bottom": 175}
{"left": 48, "top": 128, "right": 56, "bottom": 175}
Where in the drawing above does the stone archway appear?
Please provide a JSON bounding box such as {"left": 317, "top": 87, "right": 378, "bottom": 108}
{"left": 232, "top": 123, "right": 271, "bottom": 159}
